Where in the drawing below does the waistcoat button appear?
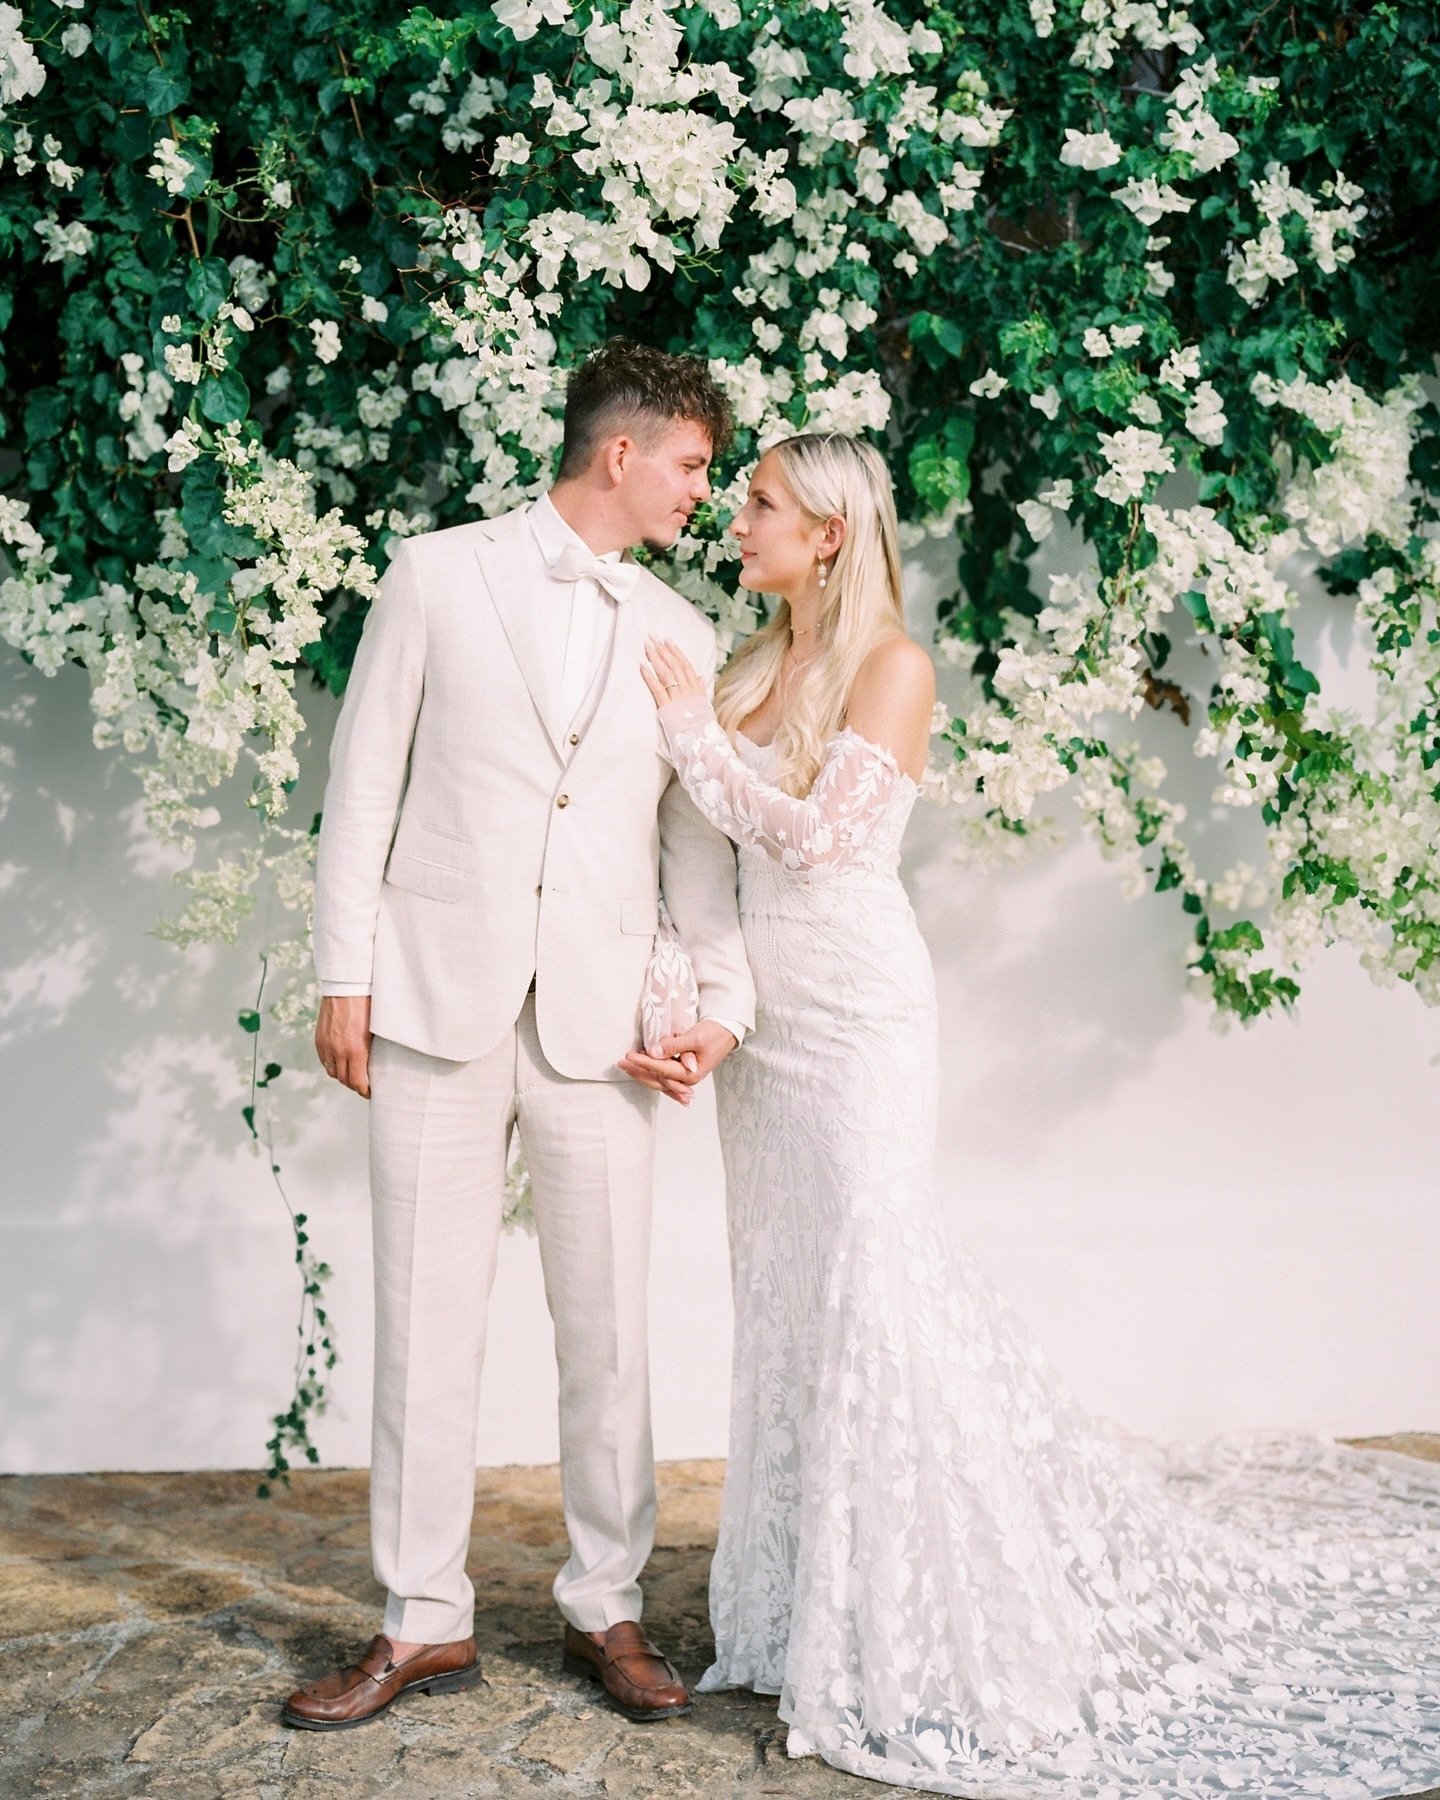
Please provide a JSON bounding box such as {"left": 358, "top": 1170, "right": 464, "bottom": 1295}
{"left": 556, "top": 794, "right": 570, "bottom": 808}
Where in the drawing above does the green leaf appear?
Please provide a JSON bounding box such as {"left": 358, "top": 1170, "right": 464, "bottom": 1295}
{"left": 144, "top": 67, "right": 190, "bottom": 115}
{"left": 908, "top": 414, "right": 975, "bottom": 512}
{"left": 24, "top": 386, "right": 70, "bottom": 442}
{"left": 185, "top": 257, "right": 230, "bottom": 322}
{"left": 198, "top": 369, "right": 250, "bottom": 425}
{"left": 1180, "top": 589, "right": 1214, "bottom": 631}
{"left": 238, "top": 1009, "right": 262, "bottom": 1033}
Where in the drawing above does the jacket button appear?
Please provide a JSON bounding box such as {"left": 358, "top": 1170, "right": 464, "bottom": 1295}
{"left": 569, "top": 731, "right": 580, "bottom": 746}
{"left": 556, "top": 794, "right": 570, "bottom": 808}
{"left": 535, "top": 884, "right": 542, "bottom": 896}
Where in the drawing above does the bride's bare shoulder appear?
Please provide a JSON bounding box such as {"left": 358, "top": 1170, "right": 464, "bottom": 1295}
{"left": 853, "top": 633, "right": 935, "bottom": 705}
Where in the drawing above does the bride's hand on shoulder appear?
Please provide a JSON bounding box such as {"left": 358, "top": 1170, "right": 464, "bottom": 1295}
{"left": 641, "top": 637, "right": 706, "bottom": 710}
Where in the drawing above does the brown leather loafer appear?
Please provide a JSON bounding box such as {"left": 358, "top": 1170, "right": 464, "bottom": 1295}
{"left": 561, "top": 1620, "right": 691, "bottom": 1722}
{"left": 281, "top": 1634, "right": 481, "bottom": 1731}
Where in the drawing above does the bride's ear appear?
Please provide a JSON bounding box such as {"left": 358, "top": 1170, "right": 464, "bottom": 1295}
{"left": 821, "top": 515, "right": 846, "bottom": 559}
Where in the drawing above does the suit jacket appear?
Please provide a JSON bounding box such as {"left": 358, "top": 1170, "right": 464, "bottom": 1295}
{"left": 311, "top": 504, "right": 756, "bottom": 1077}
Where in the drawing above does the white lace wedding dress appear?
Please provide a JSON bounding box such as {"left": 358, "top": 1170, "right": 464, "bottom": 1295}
{"left": 656, "top": 691, "right": 1440, "bottom": 1800}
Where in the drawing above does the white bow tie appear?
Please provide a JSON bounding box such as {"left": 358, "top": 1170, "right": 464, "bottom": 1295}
{"left": 550, "top": 543, "right": 641, "bottom": 603}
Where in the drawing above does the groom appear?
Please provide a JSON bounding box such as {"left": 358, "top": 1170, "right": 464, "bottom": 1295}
{"left": 284, "top": 341, "right": 755, "bottom": 1731}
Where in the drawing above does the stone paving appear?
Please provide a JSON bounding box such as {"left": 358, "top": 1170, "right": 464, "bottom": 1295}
{"left": 2, "top": 1440, "right": 1438, "bottom": 1798}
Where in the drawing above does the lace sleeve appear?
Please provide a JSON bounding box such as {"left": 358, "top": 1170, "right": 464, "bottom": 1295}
{"left": 657, "top": 694, "right": 906, "bottom": 874}
{"left": 638, "top": 895, "right": 701, "bottom": 1058}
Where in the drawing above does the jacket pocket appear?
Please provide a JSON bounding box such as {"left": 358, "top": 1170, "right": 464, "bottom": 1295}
{"left": 620, "top": 896, "right": 660, "bottom": 936}
{"left": 384, "top": 852, "right": 463, "bottom": 904}
{"left": 409, "top": 818, "right": 469, "bottom": 844}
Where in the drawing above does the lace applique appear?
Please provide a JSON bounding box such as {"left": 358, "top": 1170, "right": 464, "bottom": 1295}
{"left": 638, "top": 895, "right": 699, "bottom": 1058}
{"left": 658, "top": 695, "right": 912, "bottom": 875}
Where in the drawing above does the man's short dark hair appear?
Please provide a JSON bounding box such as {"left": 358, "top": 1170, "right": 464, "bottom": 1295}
{"left": 557, "top": 339, "right": 734, "bottom": 479}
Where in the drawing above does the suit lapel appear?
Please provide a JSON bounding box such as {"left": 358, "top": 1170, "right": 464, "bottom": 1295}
{"left": 580, "top": 561, "right": 650, "bottom": 748}
{"left": 471, "top": 511, "right": 566, "bottom": 759}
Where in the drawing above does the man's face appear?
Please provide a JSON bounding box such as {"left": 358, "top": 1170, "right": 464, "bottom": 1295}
{"left": 616, "top": 416, "right": 714, "bottom": 551}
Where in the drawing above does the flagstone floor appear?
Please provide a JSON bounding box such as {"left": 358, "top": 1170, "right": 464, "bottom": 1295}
{"left": 2, "top": 1439, "right": 1438, "bottom": 1798}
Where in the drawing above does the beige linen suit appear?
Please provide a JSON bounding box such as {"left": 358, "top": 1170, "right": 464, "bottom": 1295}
{"left": 312, "top": 499, "right": 755, "bottom": 1642}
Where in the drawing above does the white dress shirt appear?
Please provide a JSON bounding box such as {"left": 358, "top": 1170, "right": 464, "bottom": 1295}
{"left": 528, "top": 491, "right": 621, "bottom": 726}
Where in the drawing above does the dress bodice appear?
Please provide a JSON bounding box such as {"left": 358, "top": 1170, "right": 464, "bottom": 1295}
{"left": 662, "top": 710, "right": 916, "bottom": 868}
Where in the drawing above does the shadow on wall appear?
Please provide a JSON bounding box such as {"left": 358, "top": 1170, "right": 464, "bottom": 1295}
{"left": 896, "top": 510, "right": 1380, "bottom": 1172}
{"left": 0, "top": 648, "right": 365, "bottom": 1470}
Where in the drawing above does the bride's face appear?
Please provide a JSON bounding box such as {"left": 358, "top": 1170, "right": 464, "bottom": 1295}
{"left": 729, "top": 453, "right": 834, "bottom": 597}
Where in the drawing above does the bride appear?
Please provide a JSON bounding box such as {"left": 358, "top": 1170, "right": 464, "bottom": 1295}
{"left": 629, "top": 431, "right": 1440, "bottom": 1797}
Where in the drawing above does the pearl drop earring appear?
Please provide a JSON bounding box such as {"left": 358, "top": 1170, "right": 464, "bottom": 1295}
{"left": 817, "top": 559, "right": 829, "bottom": 590}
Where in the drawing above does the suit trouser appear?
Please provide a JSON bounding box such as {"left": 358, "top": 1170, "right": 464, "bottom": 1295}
{"left": 367, "top": 993, "right": 660, "bottom": 1644}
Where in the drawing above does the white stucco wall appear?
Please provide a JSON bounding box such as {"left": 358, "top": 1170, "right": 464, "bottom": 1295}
{"left": 2, "top": 533, "right": 1436, "bottom": 1476}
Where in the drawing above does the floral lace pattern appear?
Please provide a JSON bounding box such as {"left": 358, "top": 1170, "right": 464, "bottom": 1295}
{"left": 659, "top": 719, "right": 1440, "bottom": 1798}
{"left": 657, "top": 695, "right": 914, "bottom": 876}
{"left": 639, "top": 895, "right": 700, "bottom": 1057}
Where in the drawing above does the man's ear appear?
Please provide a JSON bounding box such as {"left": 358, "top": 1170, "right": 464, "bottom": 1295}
{"left": 603, "top": 435, "right": 632, "bottom": 488}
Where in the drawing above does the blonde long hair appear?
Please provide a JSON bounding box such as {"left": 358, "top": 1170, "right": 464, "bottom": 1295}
{"left": 714, "top": 433, "right": 906, "bottom": 796}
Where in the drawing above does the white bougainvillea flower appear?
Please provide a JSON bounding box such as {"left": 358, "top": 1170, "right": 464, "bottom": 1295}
{"left": 970, "top": 370, "right": 1008, "bottom": 397}
{"left": 1059, "top": 127, "right": 1122, "bottom": 170}
{"left": 1185, "top": 381, "right": 1228, "bottom": 446}
{"left": 887, "top": 190, "right": 950, "bottom": 255}
{"left": 1159, "top": 344, "right": 1202, "bottom": 388}
{"left": 1094, "top": 426, "right": 1176, "bottom": 503}
{"left": 44, "top": 151, "right": 81, "bottom": 190}
{"left": 0, "top": 3, "right": 45, "bottom": 106}
{"left": 1227, "top": 219, "right": 1297, "bottom": 304}
{"left": 492, "top": 132, "right": 531, "bottom": 171}
{"left": 1083, "top": 327, "right": 1112, "bottom": 357}
{"left": 952, "top": 102, "right": 1012, "bottom": 148}
{"left": 163, "top": 419, "right": 204, "bottom": 472}
{"left": 1114, "top": 176, "right": 1194, "bottom": 227}
{"left": 1018, "top": 499, "right": 1056, "bottom": 541}
{"left": 309, "top": 319, "right": 342, "bottom": 364}
{"left": 1160, "top": 102, "right": 1239, "bottom": 174}
{"left": 33, "top": 215, "right": 93, "bottom": 262}
{"left": 148, "top": 137, "right": 197, "bottom": 196}
{"left": 1254, "top": 372, "right": 1423, "bottom": 554}
{"left": 163, "top": 341, "right": 201, "bottom": 384}
{"left": 937, "top": 164, "right": 983, "bottom": 213}
{"left": 806, "top": 368, "right": 892, "bottom": 434}
{"left": 839, "top": 0, "right": 916, "bottom": 84}
{"left": 492, "top": 0, "right": 572, "bottom": 41}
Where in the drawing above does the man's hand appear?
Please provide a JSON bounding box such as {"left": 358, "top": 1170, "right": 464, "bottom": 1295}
{"left": 617, "top": 1019, "right": 738, "bottom": 1105}
{"left": 315, "top": 995, "right": 374, "bottom": 1099}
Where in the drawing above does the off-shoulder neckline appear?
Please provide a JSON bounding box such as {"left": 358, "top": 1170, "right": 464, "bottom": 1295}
{"left": 736, "top": 725, "right": 919, "bottom": 792}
